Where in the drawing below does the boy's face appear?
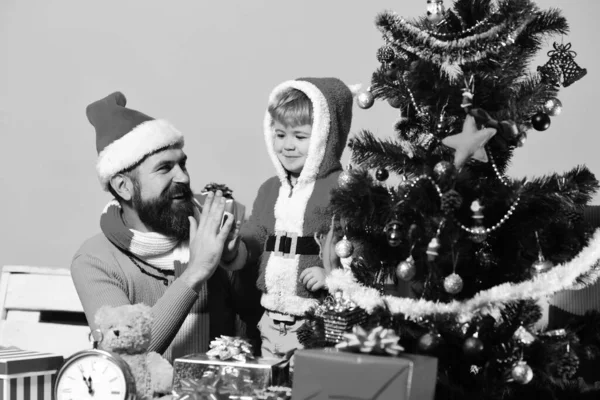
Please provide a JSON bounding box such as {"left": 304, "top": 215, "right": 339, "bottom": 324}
{"left": 273, "top": 120, "right": 312, "bottom": 176}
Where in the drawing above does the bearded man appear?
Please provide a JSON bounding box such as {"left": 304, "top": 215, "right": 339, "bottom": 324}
{"left": 71, "top": 92, "right": 261, "bottom": 362}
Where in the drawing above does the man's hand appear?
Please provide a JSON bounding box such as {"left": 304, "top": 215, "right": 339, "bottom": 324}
{"left": 182, "top": 191, "right": 234, "bottom": 292}
{"left": 221, "top": 220, "right": 242, "bottom": 263}
{"left": 300, "top": 267, "right": 327, "bottom": 292}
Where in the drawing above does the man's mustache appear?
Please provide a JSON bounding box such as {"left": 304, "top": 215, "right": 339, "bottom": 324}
{"left": 164, "top": 183, "right": 193, "bottom": 199}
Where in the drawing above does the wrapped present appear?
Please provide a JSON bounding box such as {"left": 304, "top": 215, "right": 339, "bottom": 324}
{"left": 0, "top": 347, "right": 64, "bottom": 400}
{"left": 173, "top": 337, "right": 290, "bottom": 400}
{"left": 292, "top": 327, "right": 437, "bottom": 400}
{"left": 196, "top": 183, "right": 247, "bottom": 229}
{"left": 315, "top": 290, "right": 367, "bottom": 344}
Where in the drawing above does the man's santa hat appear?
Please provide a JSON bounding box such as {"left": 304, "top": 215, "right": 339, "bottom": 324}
{"left": 86, "top": 91, "right": 184, "bottom": 190}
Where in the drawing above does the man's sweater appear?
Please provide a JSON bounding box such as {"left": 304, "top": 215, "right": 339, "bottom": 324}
{"left": 71, "top": 233, "right": 257, "bottom": 362}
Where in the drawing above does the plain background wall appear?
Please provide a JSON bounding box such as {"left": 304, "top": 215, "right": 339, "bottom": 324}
{"left": 0, "top": 0, "right": 598, "bottom": 270}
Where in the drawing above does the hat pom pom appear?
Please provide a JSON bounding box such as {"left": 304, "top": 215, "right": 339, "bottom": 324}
{"left": 347, "top": 84, "right": 363, "bottom": 98}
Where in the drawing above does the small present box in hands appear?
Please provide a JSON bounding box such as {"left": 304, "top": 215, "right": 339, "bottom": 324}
{"left": 195, "top": 183, "right": 247, "bottom": 231}
{"left": 315, "top": 290, "right": 367, "bottom": 344}
{"left": 172, "top": 336, "right": 290, "bottom": 400}
{"left": 0, "top": 347, "right": 64, "bottom": 400}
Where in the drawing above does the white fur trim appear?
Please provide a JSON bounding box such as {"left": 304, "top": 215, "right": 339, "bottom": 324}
{"left": 263, "top": 80, "right": 330, "bottom": 185}
{"left": 96, "top": 119, "right": 184, "bottom": 190}
{"left": 273, "top": 182, "right": 314, "bottom": 233}
{"left": 261, "top": 293, "right": 319, "bottom": 316}
{"left": 347, "top": 84, "right": 363, "bottom": 98}
{"left": 263, "top": 182, "right": 316, "bottom": 315}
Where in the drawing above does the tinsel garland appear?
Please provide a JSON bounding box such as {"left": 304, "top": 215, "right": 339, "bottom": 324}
{"left": 326, "top": 229, "right": 600, "bottom": 321}
{"left": 383, "top": 12, "right": 529, "bottom": 51}
{"left": 377, "top": 11, "right": 536, "bottom": 81}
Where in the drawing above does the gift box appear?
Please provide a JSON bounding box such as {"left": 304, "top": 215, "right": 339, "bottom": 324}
{"left": 315, "top": 292, "right": 368, "bottom": 344}
{"left": 196, "top": 183, "right": 247, "bottom": 228}
{"left": 0, "top": 347, "right": 64, "bottom": 400}
{"left": 172, "top": 354, "right": 290, "bottom": 400}
{"left": 321, "top": 308, "right": 367, "bottom": 344}
{"left": 291, "top": 348, "right": 438, "bottom": 400}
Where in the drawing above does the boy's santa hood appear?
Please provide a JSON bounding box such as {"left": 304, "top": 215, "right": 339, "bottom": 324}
{"left": 263, "top": 77, "right": 360, "bottom": 185}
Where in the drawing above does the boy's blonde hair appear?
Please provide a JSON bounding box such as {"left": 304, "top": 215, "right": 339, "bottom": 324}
{"left": 268, "top": 88, "right": 313, "bottom": 128}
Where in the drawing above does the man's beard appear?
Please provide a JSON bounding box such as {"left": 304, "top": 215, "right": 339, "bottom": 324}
{"left": 132, "top": 182, "right": 195, "bottom": 241}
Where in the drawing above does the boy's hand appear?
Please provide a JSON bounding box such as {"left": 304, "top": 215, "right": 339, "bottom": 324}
{"left": 322, "top": 216, "right": 343, "bottom": 273}
{"left": 300, "top": 267, "right": 327, "bottom": 291}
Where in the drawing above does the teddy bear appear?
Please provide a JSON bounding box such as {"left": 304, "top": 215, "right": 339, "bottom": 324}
{"left": 94, "top": 303, "right": 174, "bottom": 400}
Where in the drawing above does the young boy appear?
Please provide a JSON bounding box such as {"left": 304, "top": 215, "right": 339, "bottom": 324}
{"left": 221, "top": 77, "right": 357, "bottom": 358}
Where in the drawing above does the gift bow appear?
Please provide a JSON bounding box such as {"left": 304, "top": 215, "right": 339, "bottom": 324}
{"left": 202, "top": 182, "right": 234, "bottom": 199}
{"left": 316, "top": 290, "right": 358, "bottom": 315}
{"left": 206, "top": 336, "right": 255, "bottom": 362}
{"left": 335, "top": 326, "right": 405, "bottom": 356}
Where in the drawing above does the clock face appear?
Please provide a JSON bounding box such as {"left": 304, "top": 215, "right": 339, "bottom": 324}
{"left": 55, "top": 353, "right": 129, "bottom": 400}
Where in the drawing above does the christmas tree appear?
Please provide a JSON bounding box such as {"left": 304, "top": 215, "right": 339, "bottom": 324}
{"left": 308, "top": 0, "right": 600, "bottom": 399}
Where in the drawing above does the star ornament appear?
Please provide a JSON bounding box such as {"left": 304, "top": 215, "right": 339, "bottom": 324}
{"left": 441, "top": 115, "right": 497, "bottom": 169}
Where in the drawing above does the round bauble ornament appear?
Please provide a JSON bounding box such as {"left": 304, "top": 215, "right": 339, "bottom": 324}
{"left": 433, "top": 161, "right": 455, "bottom": 183}
{"left": 543, "top": 98, "right": 562, "bottom": 117}
{"left": 337, "top": 169, "right": 353, "bottom": 188}
{"left": 469, "top": 226, "right": 488, "bottom": 243}
{"left": 335, "top": 236, "right": 354, "bottom": 258}
{"left": 376, "top": 46, "right": 396, "bottom": 63}
{"left": 376, "top": 168, "right": 389, "bottom": 181}
{"left": 531, "top": 112, "right": 551, "bottom": 131}
{"left": 463, "top": 336, "right": 484, "bottom": 359}
{"left": 444, "top": 273, "right": 463, "bottom": 294}
{"left": 396, "top": 256, "right": 416, "bottom": 281}
{"left": 426, "top": 0, "right": 446, "bottom": 23}
{"left": 385, "top": 220, "right": 402, "bottom": 247}
{"left": 357, "top": 91, "right": 375, "bottom": 109}
{"left": 417, "top": 332, "right": 443, "bottom": 354}
{"left": 511, "top": 361, "right": 534, "bottom": 384}
{"left": 388, "top": 97, "right": 402, "bottom": 109}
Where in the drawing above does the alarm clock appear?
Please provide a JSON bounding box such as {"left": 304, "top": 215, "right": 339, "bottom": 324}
{"left": 54, "top": 331, "right": 137, "bottom": 400}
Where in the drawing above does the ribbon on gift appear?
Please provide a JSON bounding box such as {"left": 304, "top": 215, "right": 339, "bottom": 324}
{"left": 178, "top": 371, "right": 219, "bottom": 400}
{"left": 315, "top": 290, "right": 358, "bottom": 316}
{"left": 219, "top": 366, "right": 254, "bottom": 397}
{"left": 202, "top": 183, "right": 234, "bottom": 199}
{"left": 206, "top": 336, "right": 255, "bottom": 362}
{"left": 335, "top": 326, "right": 405, "bottom": 356}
